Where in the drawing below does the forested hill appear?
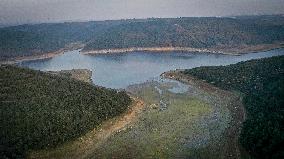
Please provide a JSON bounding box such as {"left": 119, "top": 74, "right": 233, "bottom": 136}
{"left": 0, "top": 65, "right": 131, "bottom": 158}
{"left": 182, "top": 56, "right": 284, "bottom": 159}
{"left": 83, "top": 15, "right": 284, "bottom": 52}
{"left": 1, "top": 15, "right": 284, "bottom": 60}
{"left": 0, "top": 20, "right": 122, "bottom": 60}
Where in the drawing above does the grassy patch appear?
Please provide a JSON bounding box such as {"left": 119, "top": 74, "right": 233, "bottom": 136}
{"left": 90, "top": 81, "right": 214, "bottom": 158}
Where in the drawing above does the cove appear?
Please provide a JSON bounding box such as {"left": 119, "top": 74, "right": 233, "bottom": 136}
{"left": 18, "top": 48, "right": 284, "bottom": 89}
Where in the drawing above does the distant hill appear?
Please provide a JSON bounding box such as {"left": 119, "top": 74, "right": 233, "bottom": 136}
{"left": 0, "top": 15, "right": 284, "bottom": 60}
{"left": 182, "top": 56, "right": 284, "bottom": 159}
{"left": 0, "top": 65, "right": 131, "bottom": 158}
{"left": 0, "top": 20, "right": 122, "bottom": 60}
{"left": 84, "top": 15, "right": 284, "bottom": 52}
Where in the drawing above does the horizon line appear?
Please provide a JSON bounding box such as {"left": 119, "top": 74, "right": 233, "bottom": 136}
{"left": 1, "top": 13, "right": 283, "bottom": 28}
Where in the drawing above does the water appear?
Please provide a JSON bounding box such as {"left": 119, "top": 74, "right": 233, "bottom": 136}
{"left": 18, "top": 48, "right": 284, "bottom": 89}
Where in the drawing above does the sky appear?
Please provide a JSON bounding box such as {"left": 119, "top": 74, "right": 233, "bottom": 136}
{"left": 0, "top": 0, "right": 284, "bottom": 26}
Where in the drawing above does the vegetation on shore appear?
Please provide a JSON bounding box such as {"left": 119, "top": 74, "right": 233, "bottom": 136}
{"left": 0, "top": 65, "right": 131, "bottom": 158}
{"left": 28, "top": 98, "right": 144, "bottom": 159}
{"left": 1, "top": 15, "right": 284, "bottom": 60}
{"left": 88, "top": 81, "right": 213, "bottom": 158}
{"left": 182, "top": 56, "right": 284, "bottom": 159}
{"left": 83, "top": 15, "right": 284, "bottom": 53}
{"left": 47, "top": 69, "right": 93, "bottom": 84}
{"left": 0, "top": 21, "right": 120, "bottom": 60}
{"left": 64, "top": 78, "right": 241, "bottom": 158}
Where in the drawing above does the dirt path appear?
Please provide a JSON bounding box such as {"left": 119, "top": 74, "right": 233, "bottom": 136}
{"left": 28, "top": 97, "right": 145, "bottom": 159}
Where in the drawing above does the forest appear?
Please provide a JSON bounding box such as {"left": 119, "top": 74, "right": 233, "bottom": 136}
{"left": 1, "top": 15, "right": 284, "bottom": 60}
{"left": 183, "top": 56, "right": 284, "bottom": 159}
{"left": 0, "top": 65, "right": 132, "bottom": 158}
{"left": 0, "top": 20, "right": 123, "bottom": 60}
{"left": 84, "top": 15, "right": 284, "bottom": 51}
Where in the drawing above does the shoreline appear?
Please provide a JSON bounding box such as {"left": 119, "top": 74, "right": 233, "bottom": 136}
{"left": 162, "top": 70, "right": 246, "bottom": 159}
{"left": 47, "top": 69, "right": 93, "bottom": 84}
{"left": 82, "top": 44, "right": 284, "bottom": 56}
{"left": 0, "top": 43, "right": 84, "bottom": 65}
{"left": 0, "top": 49, "right": 66, "bottom": 65}
{"left": 29, "top": 97, "right": 145, "bottom": 159}
{"left": 81, "top": 47, "right": 232, "bottom": 55}
{"left": 1, "top": 43, "right": 283, "bottom": 65}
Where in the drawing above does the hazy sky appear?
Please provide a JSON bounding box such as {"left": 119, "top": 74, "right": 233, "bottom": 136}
{"left": 1, "top": 0, "right": 284, "bottom": 25}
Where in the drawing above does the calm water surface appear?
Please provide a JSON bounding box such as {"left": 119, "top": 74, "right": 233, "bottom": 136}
{"left": 19, "top": 49, "right": 284, "bottom": 89}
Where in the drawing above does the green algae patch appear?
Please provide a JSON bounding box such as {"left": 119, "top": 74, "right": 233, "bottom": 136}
{"left": 89, "top": 81, "right": 214, "bottom": 158}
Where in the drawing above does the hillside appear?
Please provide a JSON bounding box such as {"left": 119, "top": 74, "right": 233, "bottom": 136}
{"left": 182, "top": 56, "right": 284, "bottom": 159}
{"left": 1, "top": 15, "right": 284, "bottom": 60}
{"left": 83, "top": 15, "right": 284, "bottom": 53}
{"left": 0, "top": 20, "right": 122, "bottom": 60}
{"left": 0, "top": 65, "right": 131, "bottom": 158}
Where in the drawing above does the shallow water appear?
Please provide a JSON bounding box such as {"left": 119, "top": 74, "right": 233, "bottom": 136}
{"left": 20, "top": 49, "right": 284, "bottom": 158}
{"left": 19, "top": 48, "right": 284, "bottom": 89}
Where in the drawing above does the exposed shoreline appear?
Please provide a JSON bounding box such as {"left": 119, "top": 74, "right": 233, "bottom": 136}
{"left": 29, "top": 97, "right": 145, "bottom": 159}
{"left": 81, "top": 47, "right": 231, "bottom": 55}
{"left": 162, "top": 70, "right": 246, "bottom": 159}
{"left": 1, "top": 43, "right": 283, "bottom": 65}
{"left": 47, "top": 69, "right": 93, "bottom": 84}
{"left": 82, "top": 44, "right": 284, "bottom": 56}
{"left": 0, "top": 49, "right": 65, "bottom": 65}
{"left": 0, "top": 43, "right": 84, "bottom": 65}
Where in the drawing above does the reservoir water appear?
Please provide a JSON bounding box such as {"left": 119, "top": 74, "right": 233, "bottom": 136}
{"left": 18, "top": 49, "right": 284, "bottom": 89}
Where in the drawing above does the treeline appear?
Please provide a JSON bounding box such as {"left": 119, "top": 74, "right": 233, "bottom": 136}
{"left": 182, "top": 56, "right": 284, "bottom": 159}
{"left": 0, "top": 65, "right": 132, "bottom": 158}
{"left": 0, "top": 21, "right": 121, "bottom": 60}
{"left": 1, "top": 15, "right": 284, "bottom": 60}
{"left": 84, "top": 15, "right": 284, "bottom": 51}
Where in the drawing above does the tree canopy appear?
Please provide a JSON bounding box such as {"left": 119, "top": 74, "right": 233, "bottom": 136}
{"left": 0, "top": 65, "right": 131, "bottom": 158}
{"left": 183, "top": 56, "right": 284, "bottom": 159}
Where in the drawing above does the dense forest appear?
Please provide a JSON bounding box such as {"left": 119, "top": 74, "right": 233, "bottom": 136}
{"left": 1, "top": 15, "right": 284, "bottom": 60}
{"left": 182, "top": 56, "right": 284, "bottom": 159}
{"left": 0, "top": 65, "right": 131, "bottom": 158}
{"left": 84, "top": 15, "right": 284, "bottom": 51}
{"left": 0, "top": 20, "right": 122, "bottom": 60}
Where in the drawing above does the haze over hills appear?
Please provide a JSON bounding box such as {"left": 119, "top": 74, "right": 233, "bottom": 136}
{"left": 1, "top": 0, "right": 284, "bottom": 159}
{"left": 0, "top": 12, "right": 284, "bottom": 159}
{"left": 0, "top": 15, "right": 284, "bottom": 60}
{"left": 1, "top": 0, "right": 284, "bottom": 26}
